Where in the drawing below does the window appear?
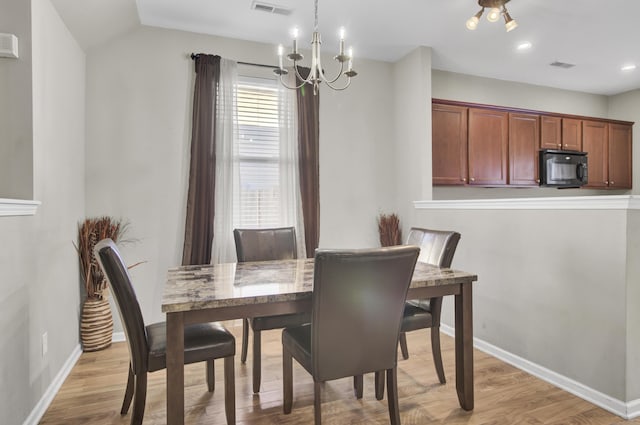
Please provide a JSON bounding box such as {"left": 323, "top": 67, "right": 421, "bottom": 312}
{"left": 234, "top": 76, "right": 287, "bottom": 227}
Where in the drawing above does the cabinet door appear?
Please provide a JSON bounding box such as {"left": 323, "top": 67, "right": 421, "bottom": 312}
{"left": 540, "top": 116, "right": 562, "bottom": 150}
{"left": 468, "top": 108, "right": 508, "bottom": 186}
{"left": 582, "top": 120, "right": 608, "bottom": 188}
{"left": 608, "top": 123, "right": 632, "bottom": 189}
{"left": 509, "top": 113, "right": 540, "bottom": 186}
{"left": 562, "top": 118, "right": 583, "bottom": 151}
{"left": 432, "top": 104, "right": 468, "bottom": 185}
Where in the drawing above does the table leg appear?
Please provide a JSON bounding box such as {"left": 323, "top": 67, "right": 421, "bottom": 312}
{"left": 166, "top": 312, "right": 185, "bottom": 425}
{"left": 455, "top": 282, "right": 474, "bottom": 411}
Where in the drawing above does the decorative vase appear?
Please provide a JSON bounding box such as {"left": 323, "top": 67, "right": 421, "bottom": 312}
{"left": 80, "top": 294, "right": 113, "bottom": 352}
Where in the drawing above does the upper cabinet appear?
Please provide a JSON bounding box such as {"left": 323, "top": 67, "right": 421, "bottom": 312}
{"left": 561, "top": 118, "right": 583, "bottom": 151}
{"left": 540, "top": 116, "right": 562, "bottom": 150}
{"left": 432, "top": 104, "right": 468, "bottom": 185}
{"left": 509, "top": 113, "right": 540, "bottom": 186}
{"left": 608, "top": 123, "right": 633, "bottom": 189}
{"left": 431, "top": 99, "right": 634, "bottom": 190}
{"left": 468, "top": 108, "right": 508, "bottom": 186}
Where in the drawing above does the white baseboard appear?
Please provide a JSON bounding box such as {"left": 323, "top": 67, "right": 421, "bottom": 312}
{"left": 112, "top": 331, "right": 126, "bottom": 342}
{"left": 22, "top": 344, "right": 82, "bottom": 425}
{"left": 440, "top": 324, "right": 640, "bottom": 420}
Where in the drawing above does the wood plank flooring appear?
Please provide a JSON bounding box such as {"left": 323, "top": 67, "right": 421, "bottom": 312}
{"left": 40, "top": 324, "right": 635, "bottom": 424}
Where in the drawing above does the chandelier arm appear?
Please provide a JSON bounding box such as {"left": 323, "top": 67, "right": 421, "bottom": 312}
{"left": 293, "top": 64, "right": 313, "bottom": 85}
{"left": 317, "top": 61, "right": 347, "bottom": 84}
{"left": 278, "top": 72, "right": 308, "bottom": 90}
{"left": 322, "top": 77, "right": 353, "bottom": 91}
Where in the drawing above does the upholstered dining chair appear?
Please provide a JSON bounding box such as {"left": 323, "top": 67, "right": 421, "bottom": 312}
{"left": 94, "top": 239, "right": 236, "bottom": 425}
{"left": 399, "top": 227, "right": 461, "bottom": 384}
{"left": 282, "top": 246, "right": 420, "bottom": 425}
{"left": 233, "top": 227, "right": 311, "bottom": 393}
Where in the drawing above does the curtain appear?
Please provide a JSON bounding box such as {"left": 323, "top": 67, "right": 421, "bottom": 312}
{"left": 211, "top": 59, "right": 239, "bottom": 264}
{"left": 280, "top": 72, "right": 307, "bottom": 259}
{"left": 296, "top": 67, "right": 320, "bottom": 257}
{"left": 182, "top": 54, "right": 220, "bottom": 265}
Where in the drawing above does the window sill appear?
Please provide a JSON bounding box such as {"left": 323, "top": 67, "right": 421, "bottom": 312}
{"left": 0, "top": 198, "right": 41, "bottom": 216}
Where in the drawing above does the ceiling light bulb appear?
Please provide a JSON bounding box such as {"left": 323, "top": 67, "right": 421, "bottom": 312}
{"left": 487, "top": 7, "right": 501, "bottom": 22}
{"left": 517, "top": 41, "right": 532, "bottom": 50}
{"left": 505, "top": 18, "right": 518, "bottom": 32}
{"left": 466, "top": 8, "right": 483, "bottom": 31}
{"left": 466, "top": 16, "right": 479, "bottom": 30}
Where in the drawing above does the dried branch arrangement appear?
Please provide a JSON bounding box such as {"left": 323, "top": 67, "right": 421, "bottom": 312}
{"left": 74, "top": 217, "right": 130, "bottom": 300}
{"left": 378, "top": 213, "right": 402, "bottom": 247}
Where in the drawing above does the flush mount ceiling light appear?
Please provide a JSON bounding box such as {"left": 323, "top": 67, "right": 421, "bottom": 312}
{"left": 274, "top": 0, "right": 356, "bottom": 95}
{"left": 466, "top": 0, "right": 518, "bottom": 32}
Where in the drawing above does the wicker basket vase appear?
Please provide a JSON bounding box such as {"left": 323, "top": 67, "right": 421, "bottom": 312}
{"left": 81, "top": 295, "right": 113, "bottom": 352}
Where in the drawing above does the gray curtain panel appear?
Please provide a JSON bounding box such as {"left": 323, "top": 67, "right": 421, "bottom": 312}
{"left": 182, "top": 54, "right": 220, "bottom": 265}
{"left": 295, "top": 67, "right": 320, "bottom": 258}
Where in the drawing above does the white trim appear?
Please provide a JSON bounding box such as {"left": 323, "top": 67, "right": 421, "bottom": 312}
{"left": 415, "top": 195, "right": 640, "bottom": 210}
{"left": 22, "top": 344, "right": 82, "bottom": 425}
{"left": 112, "top": 331, "right": 126, "bottom": 342}
{"left": 440, "top": 324, "right": 639, "bottom": 419}
{"left": 0, "top": 198, "right": 41, "bottom": 216}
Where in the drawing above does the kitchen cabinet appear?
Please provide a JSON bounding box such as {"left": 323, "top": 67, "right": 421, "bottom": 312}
{"left": 432, "top": 104, "right": 468, "bottom": 185}
{"left": 562, "top": 118, "right": 583, "bottom": 151}
{"left": 540, "top": 116, "right": 562, "bottom": 150}
{"left": 468, "top": 108, "right": 508, "bottom": 186}
{"left": 509, "top": 113, "right": 540, "bottom": 186}
{"left": 582, "top": 120, "right": 608, "bottom": 188}
{"left": 608, "top": 123, "right": 632, "bottom": 189}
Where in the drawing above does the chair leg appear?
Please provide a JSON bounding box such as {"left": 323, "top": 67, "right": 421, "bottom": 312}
{"left": 313, "top": 381, "right": 322, "bottom": 425}
{"left": 431, "top": 327, "right": 446, "bottom": 384}
{"left": 353, "top": 375, "right": 363, "bottom": 399}
{"left": 241, "top": 318, "right": 249, "bottom": 364}
{"left": 130, "top": 372, "right": 147, "bottom": 425}
{"left": 121, "top": 363, "right": 134, "bottom": 414}
{"left": 386, "top": 368, "right": 401, "bottom": 425}
{"left": 224, "top": 356, "right": 236, "bottom": 425}
{"left": 206, "top": 359, "right": 215, "bottom": 392}
{"left": 283, "top": 348, "right": 293, "bottom": 414}
{"left": 375, "top": 371, "right": 385, "bottom": 401}
{"left": 399, "top": 332, "right": 409, "bottom": 360}
{"left": 252, "top": 329, "right": 262, "bottom": 393}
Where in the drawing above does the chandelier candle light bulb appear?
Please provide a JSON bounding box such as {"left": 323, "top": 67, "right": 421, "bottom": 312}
{"left": 466, "top": 0, "right": 517, "bottom": 32}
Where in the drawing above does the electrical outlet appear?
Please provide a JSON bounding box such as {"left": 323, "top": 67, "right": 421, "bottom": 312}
{"left": 42, "top": 332, "right": 48, "bottom": 356}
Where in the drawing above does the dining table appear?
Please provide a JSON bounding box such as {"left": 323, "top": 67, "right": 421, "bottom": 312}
{"left": 161, "top": 258, "right": 478, "bottom": 425}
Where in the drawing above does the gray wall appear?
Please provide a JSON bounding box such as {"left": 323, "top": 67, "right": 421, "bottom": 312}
{"left": 0, "top": 0, "right": 85, "bottom": 424}
{"left": 0, "top": 0, "right": 33, "bottom": 198}
{"left": 84, "top": 26, "right": 397, "bottom": 326}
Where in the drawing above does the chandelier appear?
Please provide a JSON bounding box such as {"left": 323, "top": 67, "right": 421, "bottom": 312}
{"left": 274, "top": 0, "right": 357, "bottom": 95}
{"left": 466, "top": 0, "right": 518, "bottom": 32}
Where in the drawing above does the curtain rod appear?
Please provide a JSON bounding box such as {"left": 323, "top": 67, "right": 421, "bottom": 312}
{"left": 190, "top": 53, "right": 277, "bottom": 70}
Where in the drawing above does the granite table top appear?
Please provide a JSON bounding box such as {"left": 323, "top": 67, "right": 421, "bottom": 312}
{"left": 162, "top": 259, "right": 477, "bottom": 313}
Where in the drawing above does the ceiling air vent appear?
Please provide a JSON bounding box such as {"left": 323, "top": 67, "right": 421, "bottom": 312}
{"left": 251, "top": 1, "right": 292, "bottom": 16}
{"left": 550, "top": 61, "right": 575, "bottom": 69}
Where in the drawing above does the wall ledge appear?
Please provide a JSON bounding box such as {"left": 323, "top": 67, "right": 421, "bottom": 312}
{"left": 415, "top": 195, "right": 640, "bottom": 210}
{"left": 0, "top": 198, "right": 41, "bottom": 216}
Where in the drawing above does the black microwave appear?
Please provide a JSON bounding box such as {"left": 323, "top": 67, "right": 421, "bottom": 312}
{"left": 539, "top": 150, "right": 588, "bottom": 188}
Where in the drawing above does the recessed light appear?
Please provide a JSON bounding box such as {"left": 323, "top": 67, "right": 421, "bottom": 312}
{"left": 621, "top": 64, "right": 637, "bottom": 71}
{"left": 516, "top": 41, "right": 532, "bottom": 51}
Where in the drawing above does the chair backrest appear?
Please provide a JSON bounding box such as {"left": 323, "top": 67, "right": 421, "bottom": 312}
{"left": 233, "top": 227, "right": 297, "bottom": 262}
{"left": 94, "top": 238, "right": 148, "bottom": 374}
{"left": 311, "top": 246, "right": 419, "bottom": 382}
{"left": 406, "top": 227, "right": 460, "bottom": 267}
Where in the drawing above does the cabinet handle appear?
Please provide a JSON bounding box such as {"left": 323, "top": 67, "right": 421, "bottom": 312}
{"left": 536, "top": 179, "right": 540, "bottom": 183}
{"left": 605, "top": 181, "right": 608, "bottom": 185}
{"left": 610, "top": 181, "right": 614, "bottom": 186}
{"left": 557, "top": 144, "right": 562, "bottom": 147}
{"left": 470, "top": 177, "right": 475, "bottom": 182}
{"left": 462, "top": 178, "right": 467, "bottom": 182}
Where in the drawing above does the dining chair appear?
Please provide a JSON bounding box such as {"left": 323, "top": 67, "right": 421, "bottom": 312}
{"left": 282, "top": 245, "right": 420, "bottom": 425}
{"left": 94, "top": 238, "right": 236, "bottom": 425}
{"left": 399, "top": 227, "right": 461, "bottom": 383}
{"left": 233, "top": 227, "right": 311, "bottom": 393}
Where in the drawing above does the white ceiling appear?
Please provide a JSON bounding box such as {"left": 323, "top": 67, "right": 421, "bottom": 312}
{"left": 52, "top": 0, "right": 640, "bottom": 96}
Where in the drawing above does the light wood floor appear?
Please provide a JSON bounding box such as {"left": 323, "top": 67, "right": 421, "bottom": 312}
{"left": 41, "top": 324, "right": 635, "bottom": 425}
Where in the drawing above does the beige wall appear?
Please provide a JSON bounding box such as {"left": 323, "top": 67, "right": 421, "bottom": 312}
{"left": 0, "top": 0, "right": 33, "bottom": 198}
{"left": 85, "top": 26, "right": 397, "bottom": 326}
{"left": 0, "top": 0, "right": 85, "bottom": 423}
